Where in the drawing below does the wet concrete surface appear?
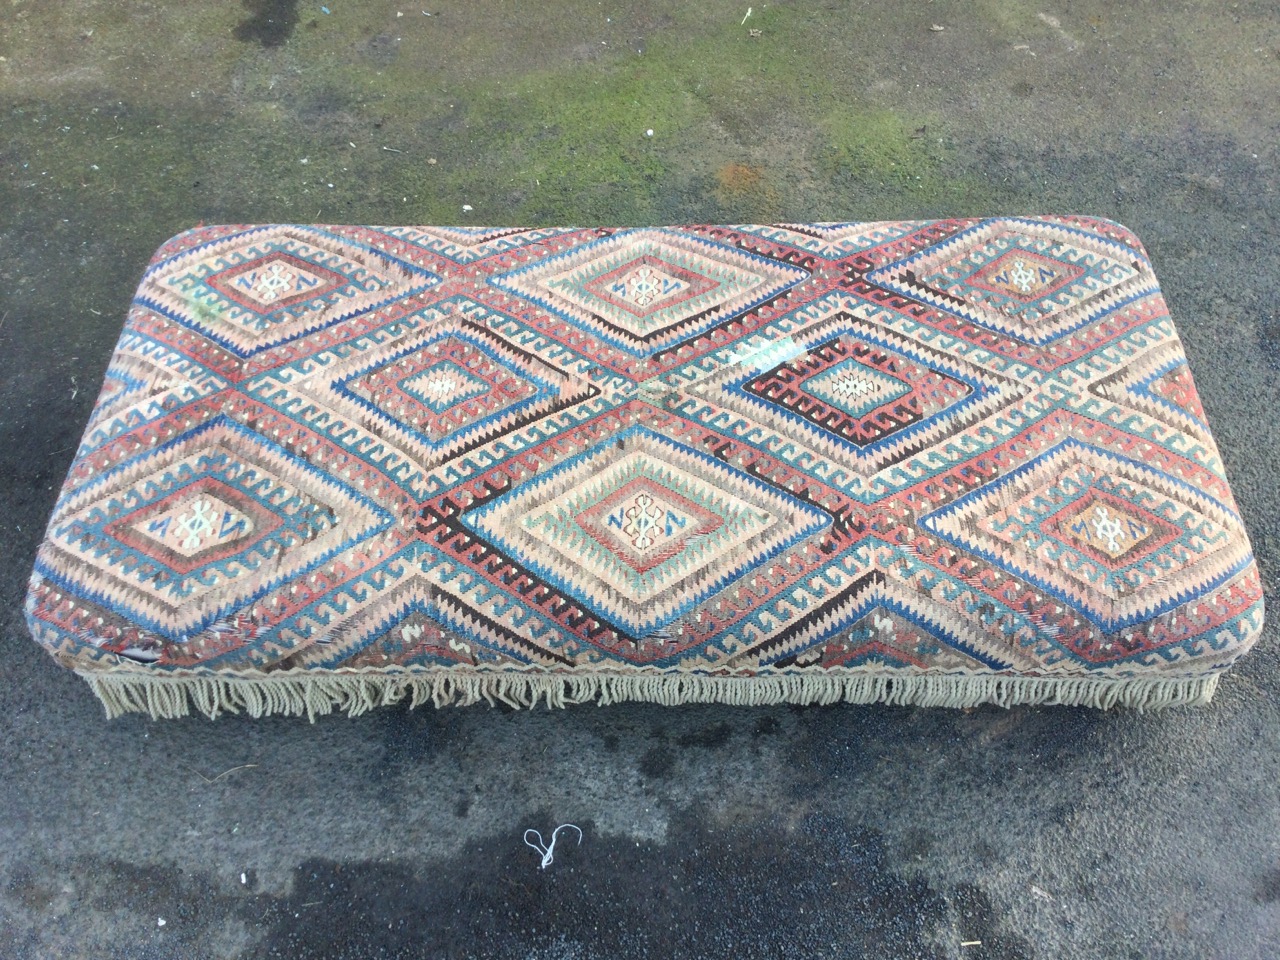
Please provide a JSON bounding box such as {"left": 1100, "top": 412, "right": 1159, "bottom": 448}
{"left": 1, "top": 1, "right": 1278, "bottom": 957}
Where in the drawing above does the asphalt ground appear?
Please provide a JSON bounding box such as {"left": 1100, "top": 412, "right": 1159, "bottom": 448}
{"left": 1, "top": 2, "right": 1277, "bottom": 957}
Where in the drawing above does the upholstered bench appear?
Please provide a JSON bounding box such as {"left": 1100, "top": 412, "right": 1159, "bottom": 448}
{"left": 25, "top": 219, "right": 1263, "bottom": 718}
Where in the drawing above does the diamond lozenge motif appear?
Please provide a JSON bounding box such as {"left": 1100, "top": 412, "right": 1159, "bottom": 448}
{"left": 570, "top": 476, "right": 726, "bottom": 574}
{"left": 740, "top": 337, "right": 969, "bottom": 449}
{"left": 869, "top": 218, "right": 1156, "bottom": 344}
{"left": 397, "top": 361, "right": 489, "bottom": 413}
{"left": 970, "top": 249, "right": 1084, "bottom": 301}
{"left": 123, "top": 483, "right": 265, "bottom": 565}
{"left": 490, "top": 228, "right": 808, "bottom": 356}
{"left": 798, "top": 359, "right": 912, "bottom": 419}
{"left": 137, "top": 225, "right": 440, "bottom": 358}
{"left": 459, "top": 427, "right": 830, "bottom": 637}
{"left": 40, "top": 418, "right": 393, "bottom": 641}
{"left": 679, "top": 301, "right": 1026, "bottom": 482}
{"left": 337, "top": 335, "right": 541, "bottom": 444}
{"left": 246, "top": 310, "right": 596, "bottom": 497}
{"left": 922, "top": 439, "right": 1251, "bottom": 632}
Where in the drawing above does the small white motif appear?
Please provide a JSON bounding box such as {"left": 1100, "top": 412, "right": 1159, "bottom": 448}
{"left": 251, "top": 262, "right": 297, "bottom": 303}
{"left": 828, "top": 372, "right": 880, "bottom": 400}
{"left": 609, "top": 265, "right": 686, "bottom": 308}
{"left": 621, "top": 492, "right": 665, "bottom": 550}
{"left": 419, "top": 372, "right": 463, "bottom": 397}
{"left": 137, "top": 494, "right": 254, "bottom": 558}
{"left": 1090, "top": 505, "right": 1127, "bottom": 554}
{"left": 177, "top": 498, "right": 217, "bottom": 551}
{"left": 1006, "top": 258, "right": 1038, "bottom": 294}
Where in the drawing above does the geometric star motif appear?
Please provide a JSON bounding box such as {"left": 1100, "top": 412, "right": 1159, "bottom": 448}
{"left": 397, "top": 361, "right": 489, "bottom": 413}
{"left": 1046, "top": 490, "right": 1177, "bottom": 565}
{"left": 121, "top": 481, "right": 267, "bottom": 568}
{"left": 207, "top": 254, "right": 343, "bottom": 310}
{"left": 799, "top": 359, "right": 912, "bottom": 419}
{"left": 568, "top": 473, "right": 726, "bottom": 576}
{"left": 580, "top": 256, "right": 714, "bottom": 325}
{"left": 970, "top": 248, "right": 1084, "bottom": 301}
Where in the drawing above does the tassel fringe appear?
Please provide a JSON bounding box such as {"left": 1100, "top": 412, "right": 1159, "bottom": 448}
{"left": 80, "top": 669, "right": 1222, "bottom": 721}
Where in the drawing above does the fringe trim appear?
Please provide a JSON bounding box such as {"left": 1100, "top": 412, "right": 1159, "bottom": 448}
{"left": 79, "top": 669, "right": 1222, "bottom": 721}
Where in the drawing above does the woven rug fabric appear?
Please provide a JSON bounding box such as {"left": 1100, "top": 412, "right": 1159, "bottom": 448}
{"left": 25, "top": 218, "right": 1264, "bottom": 716}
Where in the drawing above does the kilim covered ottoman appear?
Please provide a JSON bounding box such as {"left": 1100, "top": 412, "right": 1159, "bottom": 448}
{"left": 25, "top": 218, "right": 1264, "bottom": 719}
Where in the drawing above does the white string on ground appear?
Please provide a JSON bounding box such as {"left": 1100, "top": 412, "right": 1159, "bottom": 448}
{"left": 523, "top": 823, "right": 583, "bottom": 870}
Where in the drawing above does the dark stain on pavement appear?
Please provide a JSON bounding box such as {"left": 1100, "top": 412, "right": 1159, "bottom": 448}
{"left": 636, "top": 717, "right": 735, "bottom": 780}
{"left": 71, "top": 813, "right": 1032, "bottom": 960}
{"left": 1256, "top": 866, "right": 1280, "bottom": 904}
{"left": 637, "top": 744, "right": 676, "bottom": 779}
{"left": 753, "top": 714, "right": 782, "bottom": 738}
{"left": 233, "top": 0, "right": 300, "bottom": 48}
{"left": 675, "top": 721, "right": 733, "bottom": 749}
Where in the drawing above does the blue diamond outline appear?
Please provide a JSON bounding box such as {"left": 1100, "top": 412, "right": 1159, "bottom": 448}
{"left": 331, "top": 328, "right": 561, "bottom": 454}
{"left": 724, "top": 329, "right": 985, "bottom": 456}
{"left": 868, "top": 217, "right": 1157, "bottom": 345}
{"left": 37, "top": 415, "right": 397, "bottom": 643}
{"left": 920, "top": 438, "right": 1250, "bottom": 633}
{"left": 458, "top": 425, "right": 831, "bottom": 636}
{"left": 488, "top": 228, "right": 808, "bottom": 359}
{"left": 137, "top": 225, "right": 442, "bottom": 360}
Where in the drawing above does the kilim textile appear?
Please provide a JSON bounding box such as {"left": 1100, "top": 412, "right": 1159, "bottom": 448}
{"left": 25, "top": 219, "right": 1264, "bottom": 718}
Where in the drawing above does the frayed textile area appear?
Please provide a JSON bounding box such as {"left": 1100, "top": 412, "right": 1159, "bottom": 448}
{"left": 82, "top": 669, "right": 1222, "bottom": 722}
